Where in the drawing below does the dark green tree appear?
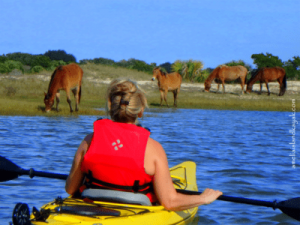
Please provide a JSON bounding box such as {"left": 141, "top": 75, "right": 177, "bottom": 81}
{"left": 291, "top": 56, "right": 300, "bottom": 69}
{"left": 130, "top": 59, "right": 154, "bottom": 73}
{"left": 44, "top": 50, "right": 76, "bottom": 63}
{"left": 116, "top": 58, "right": 154, "bottom": 73}
{"left": 283, "top": 56, "right": 300, "bottom": 79}
{"left": 31, "top": 55, "right": 52, "bottom": 68}
{"left": 93, "top": 57, "right": 115, "bottom": 65}
{"left": 0, "top": 55, "right": 7, "bottom": 63}
{"left": 158, "top": 62, "right": 172, "bottom": 73}
{"left": 251, "top": 53, "right": 283, "bottom": 68}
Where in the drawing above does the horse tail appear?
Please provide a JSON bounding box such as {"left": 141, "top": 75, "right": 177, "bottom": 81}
{"left": 281, "top": 73, "right": 287, "bottom": 96}
{"left": 79, "top": 68, "right": 83, "bottom": 103}
{"left": 78, "top": 86, "right": 82, "bottom": 103}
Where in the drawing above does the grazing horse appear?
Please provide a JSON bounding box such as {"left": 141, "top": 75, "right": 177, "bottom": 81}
{"left": 246, "top": 67, "right": 286, "bottom": 96}
{"left": 204, "top": 65, "right": 248, "bottom": 94}
{"left": 44, "top": 63, "right": 83, "bottom": 112}
{"left": 152, "top": 67, "right": 182, "bottom": 107}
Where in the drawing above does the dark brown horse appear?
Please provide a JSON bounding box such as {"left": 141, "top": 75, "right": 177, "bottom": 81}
{"left": 204, "top": 65, "right": 248, "bottom": 94}
{"left": 246, "top": 67, "right": 286, "bottom": 96}
{"left": 44, "top": 63, "right": 83, "bottom": 112}
{"left": 152, "top": 67, "right": 182, "bottom": 107}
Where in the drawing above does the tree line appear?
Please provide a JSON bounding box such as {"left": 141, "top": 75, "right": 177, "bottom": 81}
{"left": 0, "top": 50, "right": 75, "bottom": 74}
{"left": 0, "top": 50, "right": 299, "bottom": 81}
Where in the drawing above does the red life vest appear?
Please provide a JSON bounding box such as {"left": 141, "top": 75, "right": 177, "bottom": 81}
{"left": 81, "top": 119, "right": 156, "bottom": 203}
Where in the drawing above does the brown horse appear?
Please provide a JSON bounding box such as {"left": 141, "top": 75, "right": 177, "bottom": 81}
{"left": 246, "top": 67, "right": 286, "bottom": 96}
{"left": 44, "top": 63, "right": 83, "bottom": 112}
{"left": 152, "top": 67, "right": 182, "bottom": 107}
{"left": 204, "top": 65, "right": 248, "bottom": 94}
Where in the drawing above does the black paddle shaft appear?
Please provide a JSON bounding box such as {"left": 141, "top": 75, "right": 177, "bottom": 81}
{"left": 0, "top": 156, "right": 68, "bottom": 182}
{"left": 176, "top": 189, "right": 300, "bottom": 221}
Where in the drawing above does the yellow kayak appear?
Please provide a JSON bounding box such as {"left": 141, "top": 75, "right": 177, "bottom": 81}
{"left": 19, "top": 161, "right": 198, "bottom": 225}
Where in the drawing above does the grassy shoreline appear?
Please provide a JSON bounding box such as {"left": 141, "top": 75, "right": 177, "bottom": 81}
{"left": 0, "top": 64, "right": 299, "bottom": 116}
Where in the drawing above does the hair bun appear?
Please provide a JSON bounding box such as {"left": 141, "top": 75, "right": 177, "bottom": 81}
{"left": 120, "top": 99, "right": 129, "bottom": 105}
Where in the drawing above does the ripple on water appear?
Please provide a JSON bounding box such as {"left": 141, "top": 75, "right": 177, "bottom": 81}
{"left": 0, "top": 110, "right": 299, "bottom": 224}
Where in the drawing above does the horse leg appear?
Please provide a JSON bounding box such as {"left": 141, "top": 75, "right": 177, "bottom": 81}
{"left": 222, "top": 82, "right": 225, "bottom": 94}
{"left": 278, "top": 79, "right": 283, "bottom": 96}
{"left": 259, "top": 82, "right": 262, "bottom": 95}
{"left": 72, "top": 88, "right": 79, "bottom": 111}
{"left": 265, "top": 82, "right": 270, "bottom": 96}
{"left": 159, "top": 90, "right": 164, "bottom": 106}
{"left": 217, "top": 84, "right": 220, "bottom": 93}
{"left": 240, "top": 77, "right": 245, "bottom": 95}
{"left": 173, "top": 90, "right": 178, "bottom": 107}
{"left": 164, "top": 90, "right": 169, "bottom": 107}
{"left": 55, "top": 91, "right": 60, "bottom": 112}
{"left": 66, "top": 90, "right": 74, "bottom": 112}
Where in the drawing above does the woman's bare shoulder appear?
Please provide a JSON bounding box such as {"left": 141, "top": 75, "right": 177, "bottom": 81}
{"left": 83, "top": 133, "right": 93, "bottom": 144}
{"left": 147, "top": 137, "right": 163, "bottom": 149}
{"left": 146, "top": 137, "right": 167, "bottom": 160}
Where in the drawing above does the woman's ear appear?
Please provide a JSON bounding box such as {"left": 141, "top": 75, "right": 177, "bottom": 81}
{"left": 107, "top": 100, "right": 111, "bottom": 111}
{"left": 138, "top": 107, "right": 144, "bottom": 118}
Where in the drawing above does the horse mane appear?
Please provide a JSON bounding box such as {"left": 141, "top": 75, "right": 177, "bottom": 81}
{"left": 153, "top": 67, "right": 167, "bottom": 76}
{"left": 247, "top": 68, "right": 262, "bottom": 85}
{"left": 47, "top": 65, "right": 64, "bottom": 91}
{"left": 207, "top": 67, "right": 220, "bottom": 81}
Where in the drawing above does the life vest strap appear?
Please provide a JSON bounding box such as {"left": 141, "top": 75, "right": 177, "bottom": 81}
{"left": 84, "top": 171, "right": 153, "bottom": 194}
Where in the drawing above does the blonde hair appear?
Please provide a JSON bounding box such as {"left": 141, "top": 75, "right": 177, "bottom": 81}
{"left": 106, "top": 79, "right": 148, "bottom": 123}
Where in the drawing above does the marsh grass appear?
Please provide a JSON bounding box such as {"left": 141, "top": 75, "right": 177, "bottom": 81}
{"left": 152, "top": 90, "right": 294, "bottom": 111}
{"left": 0, "top": 63, "right": 299, "bottom": 116}
{"left": 80, "top": 63, "right": 151, "bottom": 81}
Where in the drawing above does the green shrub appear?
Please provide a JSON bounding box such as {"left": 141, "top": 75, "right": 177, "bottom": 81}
{"left": 0, "top": 63, "right": 10, "bottom": 73}
{"left": 5, "top": 60, "right": 24, "bottom": 73}
{"left": 0, "top": 60, "right": 24, "bottom": 74}
{"left": 47, "top": 60, "right": 67, "bottom": 71}
{"left": 194, "top": 70, "right": 210, "bottom": 82}
{"left": 30, "top": 66, "right": 44, "bottom": 73}
{"left": 172, "top": 60, "right": 204, "bottom": 82}
{"left": 224, "top": 60, "right": 252, "bottom": 71}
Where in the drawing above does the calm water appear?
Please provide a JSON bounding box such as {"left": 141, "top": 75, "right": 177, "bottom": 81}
{"left": 0, "top": 109, "right": 299, "bottom": 224}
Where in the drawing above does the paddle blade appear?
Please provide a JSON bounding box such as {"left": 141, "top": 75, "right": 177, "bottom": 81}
{"left": 278, "top": 197, "right": 300, "bottom": 221}
{"left": 0, "top": 156, "right": 21, "bottom": 182}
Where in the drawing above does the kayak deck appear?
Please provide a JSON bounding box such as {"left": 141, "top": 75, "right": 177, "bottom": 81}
{"left": 28, "top": 161, "right": 198, "bottom": 225}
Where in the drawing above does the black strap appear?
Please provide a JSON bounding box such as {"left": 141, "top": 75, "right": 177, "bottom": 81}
{"left": 133, "top": 180, "right": 140, "bottom": 193}
{"left": 85, "top": 171, "right": 153, "bottom": 194}
{"left": 136, "top": 123, "right": 151, "bottom": 132}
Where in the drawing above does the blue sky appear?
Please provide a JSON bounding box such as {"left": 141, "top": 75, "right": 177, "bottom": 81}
{"left": 0, "top": 0, "right": 299, "bottom": 69}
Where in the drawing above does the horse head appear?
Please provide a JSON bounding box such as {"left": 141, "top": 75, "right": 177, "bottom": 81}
{"left": 152, "top": 67, "right": 161, "bottom": 81}
{"left": 246, "top": 83, "right": 252, "bottom": 93}
{"left": 204, "top": 80, "right": 211, "bottom": 92}
{"left": 44, "top": 92, "right": 54, "bottom": 112}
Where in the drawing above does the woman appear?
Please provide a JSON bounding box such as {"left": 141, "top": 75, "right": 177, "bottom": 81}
{"left": 65, "top": 78, "right": 222, "bottom": 211}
